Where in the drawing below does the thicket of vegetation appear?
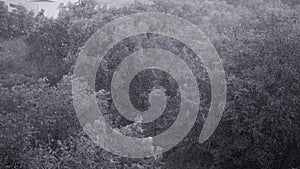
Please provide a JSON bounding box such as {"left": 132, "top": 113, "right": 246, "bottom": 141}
{"left": 0, "top": 0, "right": 299, "bottom": 168}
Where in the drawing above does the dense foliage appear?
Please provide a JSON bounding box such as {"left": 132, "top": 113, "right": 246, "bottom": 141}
{"left": 0, "top": 0, "right": 299, "bottom": 168}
